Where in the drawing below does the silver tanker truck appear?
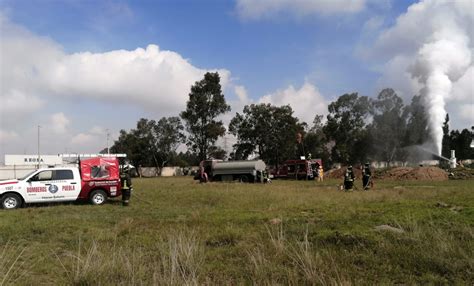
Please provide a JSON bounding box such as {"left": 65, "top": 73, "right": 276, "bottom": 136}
{"left": 195, "top": 159, "right": 268, "bottom": 183}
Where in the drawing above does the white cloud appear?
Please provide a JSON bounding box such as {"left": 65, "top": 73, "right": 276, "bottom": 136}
{"left": 236, "top": 0, "right": 366, "bottom": 20}
{"left": 220, "top": 85, "right": 252, "bottom": 128}
{"left": 0, "top": 15, "right": 231, "bottom": 118}
{"left": 70, "top": 133, "right": 96, "bottom": 146}
{"left": 451, "top": 66, "right": 474, "bottom": 102}
{"left": 258, "top": 83, "right": 327, "bottom": 123}
{"left": 89, "top": 126, "right": 105, "bottom": 135}
{"left": 363, "top": 15, "right": 384, "bottom": 32}
{"left": 374, "top": 55, "right": 422, "bottom": 101}
{"left": 42, "top": 45, "right": 229, "bottom": 112}
{"left": 234, "top": 85, "right": 250, "bottom": 103}
{"left": 0, "top": 130, "right": 19, "bottom": 142}
{"left": 459, "top": 104, "right": 474, "bottom": 123}
{"left": 50, "top": 112, "right": 70, "bottom": 134}
{"left": 0, "top": 14, "right": 231, "bottom": 156}
{"left": 0, "top": 90, "right": 44, "bottom": 118}
{"left": 217, "top": 82, "right": 328, "bottom": 155}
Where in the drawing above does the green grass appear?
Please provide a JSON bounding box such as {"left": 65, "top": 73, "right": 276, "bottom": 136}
{"left": 1, "top": 178, "right": 473, "bottom": 285}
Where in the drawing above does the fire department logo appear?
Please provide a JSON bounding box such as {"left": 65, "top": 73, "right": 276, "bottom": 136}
{"left": 48, "top": 184, "right": 59, "bottom": 194}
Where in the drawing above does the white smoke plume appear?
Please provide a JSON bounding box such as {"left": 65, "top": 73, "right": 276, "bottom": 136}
{"left": 373, "top": 0, "right": 474, "bottom": 155}
{"left": 410, "top": 16, "right": 471, "bottom": 155}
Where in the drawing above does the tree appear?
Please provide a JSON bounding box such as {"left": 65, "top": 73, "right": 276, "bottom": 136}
{"left": 369, "top": 89, "right": 406, "bottom": 163}
{"left": 229, "top": 103, "right": 303, "bottom": 166}
{"left": 175, "top": 151, "right": 200, "bottom": 166}
{"left": 208, "top": 146, "right": 227, "bottom": 160}
{"left": 441, "top": 113, "right": 450, "bottom": 159}
{"left": 403, "top": 95, "right": 430, "bottom": 147}
{"left": 303, "top": 115, "right": 331, "bottom": 168}
{"left": 153, "top": 117, "right": 185, "bottom": 167}
{"left": 110, "top": 118, "right": 155, "bottom": 168}
{"left": 180, "top": 72, "right": 231, "bottom": 161}
{"left": 323, "top": 93, "right": 372, "bottom": 164}
{"left": 110, "top": 117, "right": 185, "bottom": 168}
{"left": 450, "top": 128, "right": 474, "bottom": 160}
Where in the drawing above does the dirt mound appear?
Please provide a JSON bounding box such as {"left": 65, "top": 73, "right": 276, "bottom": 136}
{"left": 326, "top": 168, "right": 362, "bottom": 179}
{"left": 376, "top": 166, "right": 448, "bottom": 181}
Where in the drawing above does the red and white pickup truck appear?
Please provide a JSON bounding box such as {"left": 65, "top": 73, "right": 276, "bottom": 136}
{"left": 0, "top": 157, "right": 122, "bottom": 209}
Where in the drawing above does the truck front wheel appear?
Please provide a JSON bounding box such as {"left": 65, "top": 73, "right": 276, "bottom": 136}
{"left": 1, "top": 193, "right": 23, "bottom": 209}
{"left": 89, "top": 190, "right": 107, "bottom": 205}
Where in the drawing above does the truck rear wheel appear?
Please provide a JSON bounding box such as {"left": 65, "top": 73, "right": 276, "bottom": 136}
{"left": 240, "top": 175, "right": 249, "bottom": 183}
{"left": 89, "top": 190, "right": 107, "bottom": 205}
{"left": 1, "top": 193, "right": 23, "bottom": 209}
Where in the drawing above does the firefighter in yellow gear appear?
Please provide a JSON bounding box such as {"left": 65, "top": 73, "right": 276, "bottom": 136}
{"left": 318, "top": 165, "right": 324, "bottom": 182}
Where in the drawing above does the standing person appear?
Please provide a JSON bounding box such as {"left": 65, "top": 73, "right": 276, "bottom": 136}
{"left": 362, "top": 162, "right": 372, "bottom": 190}
{"left": 120, "top": 165, "right": 133, "bottom": 206}
{"left": 318, "top": 165, "right": 324, "bottom": 182}
{"left": 343, "top": 165, "right": 355, "bottom": 191}
{"left": 198, "top": 161, "right": 209, "bottom": 183}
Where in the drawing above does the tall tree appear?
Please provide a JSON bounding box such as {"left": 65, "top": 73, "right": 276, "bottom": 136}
{"left": 369, "top": 88, "right": 406, "bottom": 163}
{"left": 450, "top": 128, "right": 474, "bottom": 160}
{"left": 180, "top": 72, "right": 231, "bottom": 161}
{"left": 441, "top": 113, "right": 451, "bottom": 159}
{"left": 324, "top": 93, "right": 372, "bottom": 164}
{"left": 229, "top": 103, "right": 303, "bottom": 165}
{"left": 111, "top": 118, "right": 156, "bottom": 168}
{"left": 403, "top": 95, "right": 429, "bottom": 146}
{"left": 153, "top": 117, "right": 185, "bottom": 167}
{"left": 111, "top": 117, "right": 185, "bottom": 168}
{"left": 304, "top": 114, "right": 331, "bottom": 168}
{"left": 208, "top": 146, "right": 227, "bottom": 160}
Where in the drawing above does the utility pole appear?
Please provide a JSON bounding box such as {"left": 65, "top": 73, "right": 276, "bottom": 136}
{"left": 106, "top": 129, "right": 110, "bottom": 154}
{"left": 37, "top": 125, "right": 41, "bottom": 168}
{"left": 223, "top": 136, "right": 228, "bottom": 160}
{"left": 470, "top": 126, "right": 474, "bottom": 148}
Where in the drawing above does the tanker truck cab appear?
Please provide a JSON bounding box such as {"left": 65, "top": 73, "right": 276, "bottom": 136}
{"left": 0, "top": 157, "right": 122, "bottom": 209}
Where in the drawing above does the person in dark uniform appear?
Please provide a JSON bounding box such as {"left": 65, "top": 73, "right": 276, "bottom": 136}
{"left": 343, "top": 165, "right": 355, "bottom": 191}
{"left": 362, "top": 162, "right": 372, "bottom": 190}
{"left": 120, "top": 165, "right": 133, "bottom": 206}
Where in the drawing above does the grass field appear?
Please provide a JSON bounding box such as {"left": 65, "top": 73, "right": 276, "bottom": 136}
{"left": 1, "top": 177, "right": 473, "bottom": 285}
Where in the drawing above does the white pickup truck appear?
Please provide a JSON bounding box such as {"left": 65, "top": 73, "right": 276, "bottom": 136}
{"left": 0, "top": 157, "right": 122, "bottom": 209}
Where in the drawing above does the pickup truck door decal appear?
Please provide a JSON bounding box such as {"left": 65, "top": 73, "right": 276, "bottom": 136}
{"left": 26, "top": 170, "right": 53, "bottom": 202}
{"left": 26, "top": 170, "right": 81, "bottom": 202}
{"left": 52, "top": 169, "right": 81, "bottom": 199}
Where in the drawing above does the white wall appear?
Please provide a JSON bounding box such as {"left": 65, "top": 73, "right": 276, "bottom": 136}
{"left": 0, "top": 165, "right": 39, "bottom": 180}
{"left": 5, "top": 155, "right": 63, "bottom": 166}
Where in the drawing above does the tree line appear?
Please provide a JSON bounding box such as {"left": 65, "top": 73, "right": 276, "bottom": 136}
{"left": 110, "top": 72, "right": 473, "bottom": 169}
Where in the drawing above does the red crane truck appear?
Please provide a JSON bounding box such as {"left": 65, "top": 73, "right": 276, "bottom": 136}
{"left": 272, "top": 159, "right": 323, "bottom": 180}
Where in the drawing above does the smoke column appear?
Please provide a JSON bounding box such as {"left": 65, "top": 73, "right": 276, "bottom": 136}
{"left": 410, "top": 8, "right": 471, "bottom": 155}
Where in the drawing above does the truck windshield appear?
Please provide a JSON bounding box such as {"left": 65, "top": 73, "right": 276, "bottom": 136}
{"left": 18, "top": 170, "right": 38, "bottom": 180}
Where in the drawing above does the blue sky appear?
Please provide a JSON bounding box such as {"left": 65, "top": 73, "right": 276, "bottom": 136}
{"left": 0, "top": 0, "right": 472, "bottom": 158}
